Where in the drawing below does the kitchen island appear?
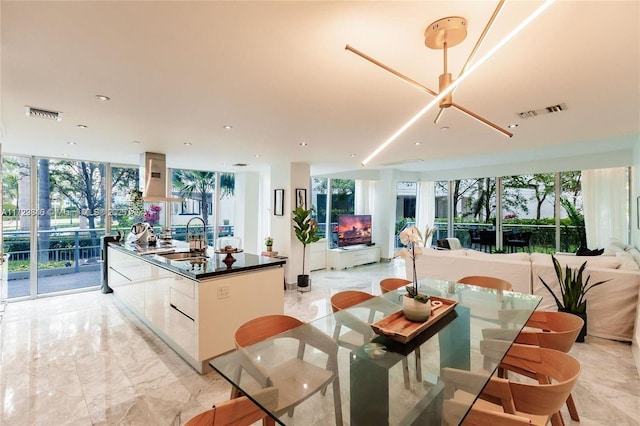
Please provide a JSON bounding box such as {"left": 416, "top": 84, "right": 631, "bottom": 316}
{"left": 107, "top": 242, "right": 285, "bottom": 373}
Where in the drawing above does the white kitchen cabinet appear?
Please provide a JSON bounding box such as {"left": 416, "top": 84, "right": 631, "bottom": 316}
{"left": 107, "top": 246, "right": 284, "bottom": 373}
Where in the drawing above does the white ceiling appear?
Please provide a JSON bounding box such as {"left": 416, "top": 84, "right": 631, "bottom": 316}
{"left": 1, "top": 1, "right": 639, "bottom": 176}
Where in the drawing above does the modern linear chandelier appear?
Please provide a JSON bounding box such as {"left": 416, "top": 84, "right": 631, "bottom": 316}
{"left": 346, "top": 0, "right": 556, "bottom": 166}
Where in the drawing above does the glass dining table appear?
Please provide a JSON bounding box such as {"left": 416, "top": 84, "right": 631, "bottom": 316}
{"left": 208, "top": 278, "right": 541, "bottom": 426}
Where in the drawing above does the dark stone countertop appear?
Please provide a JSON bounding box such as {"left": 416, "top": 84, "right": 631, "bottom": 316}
{"left": 108, "top": 240, "right": 286, "bottom": 281}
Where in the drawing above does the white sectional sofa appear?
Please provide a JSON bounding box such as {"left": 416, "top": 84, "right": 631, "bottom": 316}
{"left": 409, "top": 248, "right": 640, "bottom": 343}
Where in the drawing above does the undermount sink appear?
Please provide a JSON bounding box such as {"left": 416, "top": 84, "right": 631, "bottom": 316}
{"left": 159, "top": 252, "right": 208, "bottom": 261}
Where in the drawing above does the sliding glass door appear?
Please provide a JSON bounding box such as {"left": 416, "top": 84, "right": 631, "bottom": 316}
{"left": 36, "top": 159, "right": 106, "bottom": 295}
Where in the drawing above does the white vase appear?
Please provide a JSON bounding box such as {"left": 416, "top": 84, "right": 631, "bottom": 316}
{"left": 402, "top": 295, "right": 432, "bottom": 322}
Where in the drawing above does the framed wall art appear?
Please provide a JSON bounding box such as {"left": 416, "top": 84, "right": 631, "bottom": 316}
{"left": 274, "top": 189, "right": 284, "bottom": 216}
{"left": 296, "top": 188, "right": 307, "bottom": 209}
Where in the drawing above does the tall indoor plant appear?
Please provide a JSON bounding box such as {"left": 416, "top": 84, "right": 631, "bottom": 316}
{"left": 292, "top": 206, "right": 321, "bottom": 289}
{"left": 539, "top": 255, "right": 610, "bottom": 341}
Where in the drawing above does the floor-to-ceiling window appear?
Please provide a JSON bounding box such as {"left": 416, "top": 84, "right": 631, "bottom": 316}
{"left": 170, "top": 169, "right": 235, "bottom": 244}
{"left": 36, "top": 158, "right": 107, "bottom": 295}
{"left": 2, "top": 155, "right": 32, "bottom": 298}
{"left": 502, "top": 173, "right": 557, "bottom": 253}
{"left": 171, "top": 169, "right": 216, "bottom": 243}
{"left": 395, "top": 181, "right": 417, "bottom": 247}
{"left": 560, "top": 171, "right": 584, "bottom": 253}
{"left": 434, "top": 180, "right": 449, "bottom": 242}
{"left": 110, "top": 165, "right": 140, "bottom": 235}
{"left": 218, "top": 173, "right": 235, "bottom": 237}
{"left": 451, "top": 177, "right": 496, "bottom": 248}
{"left": 311, "top": 177, "right": 328, "bottom": 238}
{"left": 432, "top": 169, "right": 622, "bottom": 254}
{"left": 329, "top": 178, "right": 354, "bottom": 248}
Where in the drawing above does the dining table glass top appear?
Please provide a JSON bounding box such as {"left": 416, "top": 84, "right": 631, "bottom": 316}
{"left": 209, "top": 278, "right": 541, "bottom": 426}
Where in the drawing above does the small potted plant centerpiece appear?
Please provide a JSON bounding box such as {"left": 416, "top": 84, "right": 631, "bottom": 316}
{"left": 539, "top": 255, "right": 610, "bottom": 342}
{"left": 292, "top": 206, "right": 321, "bottom": 290}
{"left": 397, "top": 225, "right": 436, "bottom": 321}
{"left": 265, "top": 236, "right": 274, "bottom": 252}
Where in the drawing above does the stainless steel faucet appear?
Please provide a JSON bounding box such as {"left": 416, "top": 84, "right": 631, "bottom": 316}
{"left": 185, "top": 216, "right": 207, "bottom": 252}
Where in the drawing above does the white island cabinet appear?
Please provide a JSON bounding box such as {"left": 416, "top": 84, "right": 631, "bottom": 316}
{"left": 107, "top": 245, "right": 285, "bottom": 373}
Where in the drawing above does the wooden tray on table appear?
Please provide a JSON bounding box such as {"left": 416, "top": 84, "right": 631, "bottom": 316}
{"left": 370, "top": 296, "right": 457, "bottom": 344}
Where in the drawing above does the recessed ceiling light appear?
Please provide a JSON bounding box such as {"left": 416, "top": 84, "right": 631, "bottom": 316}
{"left": 183, "top": 142, "right": 192, "bottom": 146}
{"left": 299, "top": 142, "right": 308, "bottom": 147}
{"left": 223, "top": 125, "right": 233, "bottom": 129}
{"left": 131, "top": 140, "right": 141, "bottom": 144}
{"left": 67, "top": 141, "right": 76, "bottom": 145}
{"left": 350, "top": 154, "right": 356, "bottom": 158}
{"left": 440, "top": 126, "right": 450, "bottom": 131}
{"left": 95, "top": 95, "right": 110, "bottom": 101}
{"left": 508, "top": 123, "right": 519, "bottom": 128}
{"left": 415, "top": 142, "right": 422, "bottom": 146}
{"left": 77, "top": 124, "right": 87, "bottom": 129}
{"left": 254, "top": 154, "right": 261, "bottom": 158}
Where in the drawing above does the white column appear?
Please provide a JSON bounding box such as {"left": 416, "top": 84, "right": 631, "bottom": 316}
{"left": 374, "top": 170, "right": 396, "bottom": 259}
{"left": 233, "top": 172, "right": 260, "bottom": 254}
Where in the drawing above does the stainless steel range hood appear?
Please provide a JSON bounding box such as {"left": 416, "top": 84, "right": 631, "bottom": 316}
{"left": 140, "top": 152, "right": 184, "bottom": 202}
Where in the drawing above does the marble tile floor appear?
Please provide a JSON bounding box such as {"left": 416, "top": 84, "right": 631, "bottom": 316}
{"left": 0, "top": 259, "right": 638, "bottom": 425}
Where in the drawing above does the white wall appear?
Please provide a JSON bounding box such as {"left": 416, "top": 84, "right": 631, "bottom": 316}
{"left": 234, "top": 172, "right": 260, "bottom": 253}
{"left": 632, "top": 137, "right": 640, "bottom": 375}
{"left": 374, "top": 169, "right": 397, "bottom": 260}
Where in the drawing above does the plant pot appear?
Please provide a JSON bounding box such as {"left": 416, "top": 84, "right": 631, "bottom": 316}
{"left": 575, "top": 312, "right": 587, "bottom": 342}
{"left": 297, "top": 274, "right": 310, "bottom": 291}
{"left": 402, "top": 295, "right": 432, "bottom": 322}
{"left": 266, "top": 245, "right": 272, "bottom": 252}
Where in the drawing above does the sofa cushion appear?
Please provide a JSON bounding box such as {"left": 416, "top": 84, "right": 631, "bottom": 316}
{"left": 465, "top": 250, "right": 530, "bottom": 261}
{"left": 550, "top": 254, "right": 622, "bottom": 270}
{"left": 412, "top": 249, "right": 532, "bottom": 294}
{"left": 616, "top": 252, "right": 640, "bottom": 271}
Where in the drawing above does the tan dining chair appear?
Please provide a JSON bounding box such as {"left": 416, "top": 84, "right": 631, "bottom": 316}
{"left": 442, "top": 343, "right": 581, "bottom": 426}
{"left": 330, "top": 290, "right": 414, "bottom": 389}
{"left": 185, "top": 387, "right": 278, "bottom": 426}
{"left": 233, "top": 314, "right": 343, "bottom": 426}
{"left": 379, "top": 277, "right": 411, "bottom": 294}
{"left": 330, "top": 290, "right": 375, "bottom": 315}
{"left": 490, "top": 311, "right": 585, "bottom": 423}
{"left": 330, "top": 290, "right": 377, "bottom": 347}
{"left": 458, "top": 275, "right": 513, "bottom": 291}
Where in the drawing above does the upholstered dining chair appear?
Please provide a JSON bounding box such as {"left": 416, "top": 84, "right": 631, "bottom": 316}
{"left": 458, "top": 275, "right": 513, "bottom": 291}
{"left": 486, "top": 311, "right": 585, "bottom": 423}
{"left": 232, "top": 315, "right": 343, "bottom": 426}
{"left": 442, "top": 344, "right": 582, "bottom": 426}
{"left": 379, "top": 277, "right": 411, "bottom": 294}
{"left": 185, "top": 387, "right": 278, "bottom": 426}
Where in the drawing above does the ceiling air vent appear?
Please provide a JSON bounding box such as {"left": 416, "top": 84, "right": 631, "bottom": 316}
{"left": 25, "top": 106, "right": 63, "bottom": 121}
{"left": 516, "top": 102, "right": 567, "bottom": 119}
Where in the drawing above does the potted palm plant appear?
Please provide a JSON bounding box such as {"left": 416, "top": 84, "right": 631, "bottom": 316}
{"left": 539, "top": 255, "right": 610, "bottom": 342}
{"left": 292, "top": 206, "right": 321, "bottom": 289}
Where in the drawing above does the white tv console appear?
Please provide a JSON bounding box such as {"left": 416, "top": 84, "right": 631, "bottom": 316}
{"left": 328, "top": 245, "right": 381, "bottom": 270}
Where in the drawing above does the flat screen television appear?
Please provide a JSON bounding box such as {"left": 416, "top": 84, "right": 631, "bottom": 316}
{"left": 337, "top": 214, "right": 372, "bottom": 248}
